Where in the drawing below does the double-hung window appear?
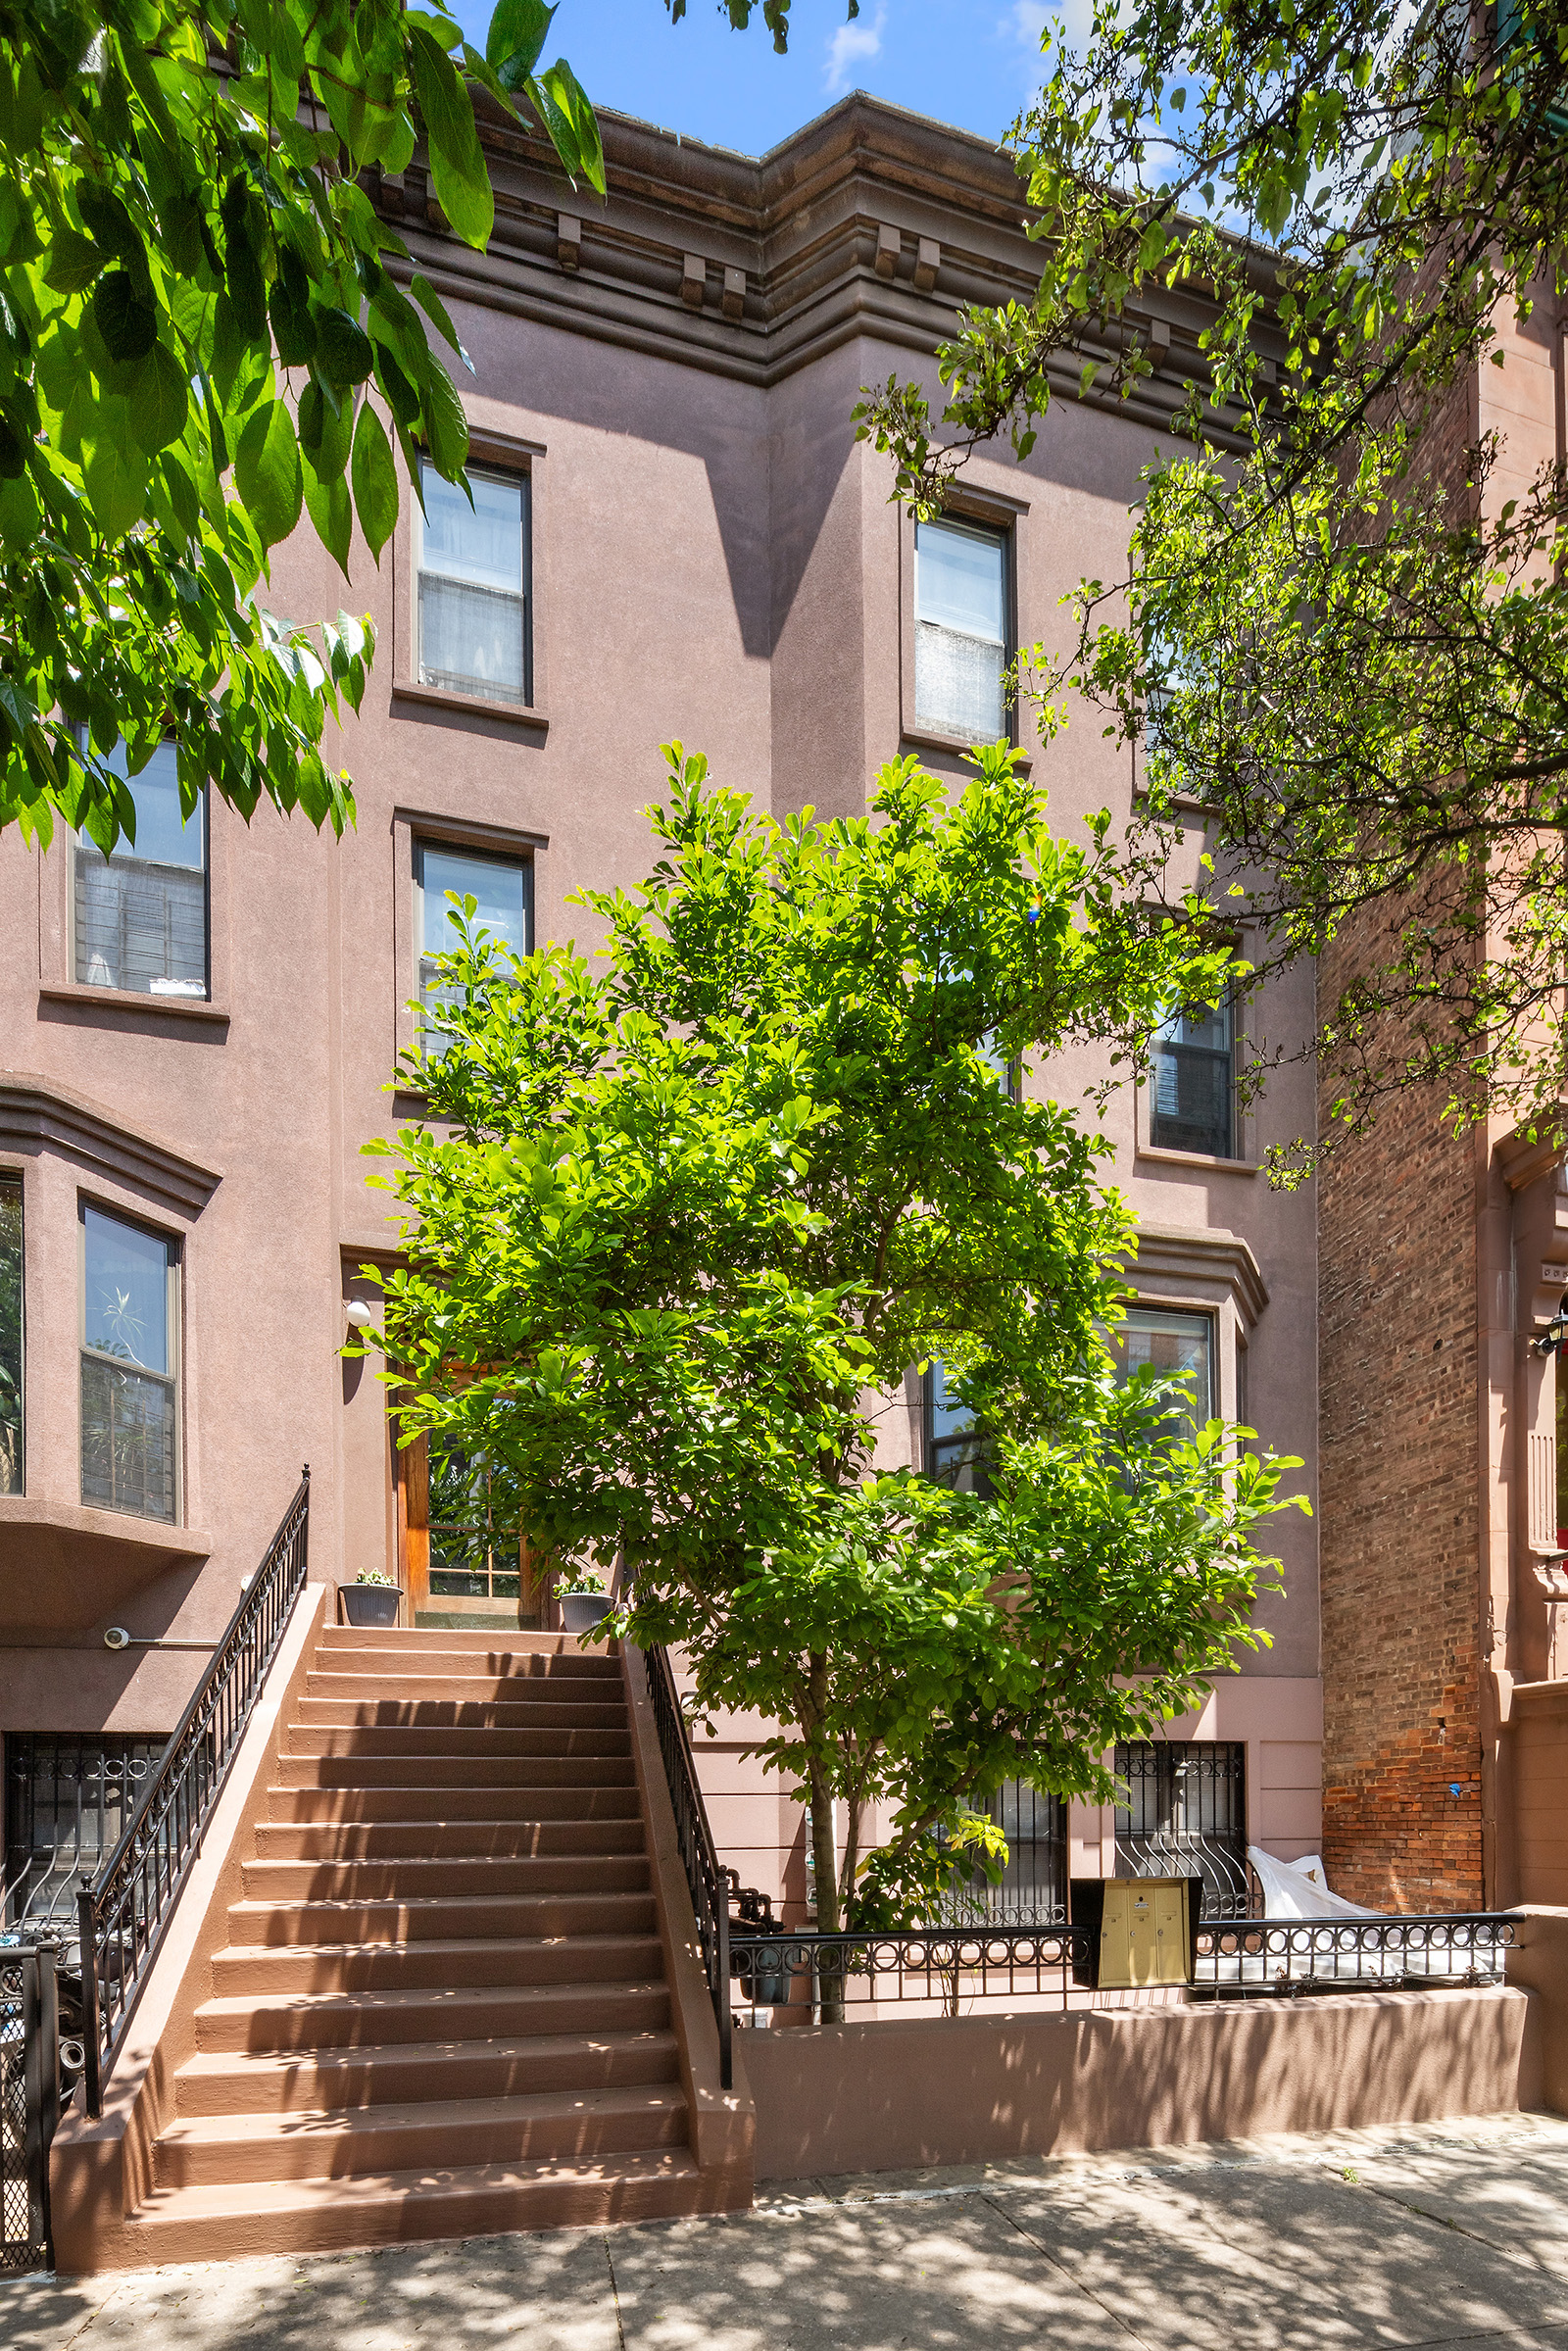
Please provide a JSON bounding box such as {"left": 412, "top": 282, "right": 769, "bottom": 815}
{"left": 922, "top": 1358, "right": 994, "bottom": 1495}
{"left": 1109, "top": 1305, "right": 1214, "bottom": 1444}
{"left": 79, "top": 1204, "right": 179, "bottom": 1523}
{"left": 913, "top": 516, "right": 1008, "bottom": 743}
{"left": 74, "top": 741, "right": 207, "bottom": 999}
{"left": 0, "top": 1175, "right": 20, "bottom": 1494}
{"left": 1150, "top": 995, "right": 1236, "bottom": 1158}
{"left": 414, "top": 841, "right": 532, "bottom": 1054}
{"left": 416, "top": 461, "right": 529, "bottom": 704}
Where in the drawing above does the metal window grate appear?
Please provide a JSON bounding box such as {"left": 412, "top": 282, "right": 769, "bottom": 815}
{"left": 1114, "top": 1739, "right": 1250, "bottom": 1919}
{"left": 3, "top": 1734, "right": 170, "bottom": 1934}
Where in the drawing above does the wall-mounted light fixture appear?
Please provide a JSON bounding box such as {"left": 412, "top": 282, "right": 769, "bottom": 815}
{"left": 1534, "top": 1299, "right": 1568, "bottom": 1357}
{"left": 345, "top": 1300, "right": 373, "bottom": 1333}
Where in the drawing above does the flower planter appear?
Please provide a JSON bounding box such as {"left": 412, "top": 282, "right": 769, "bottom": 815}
{"left": 341, "top": 1584, "right": 401, "bottom": 1628}
{"left": 560, "top": 1592, "right": 614, "bottom": 1638}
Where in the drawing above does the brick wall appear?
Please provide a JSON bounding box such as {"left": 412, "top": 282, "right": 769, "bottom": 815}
{"left": 1317, "top": 945, "right": 1484, "bottom": 1909}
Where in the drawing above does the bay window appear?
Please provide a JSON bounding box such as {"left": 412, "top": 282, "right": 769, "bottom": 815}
{"left": 79, "top": 1203, "right": 179, "bottom": 1523}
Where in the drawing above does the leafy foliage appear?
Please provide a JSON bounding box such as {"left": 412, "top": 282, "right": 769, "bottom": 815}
{"left": 368, "top": 743, "right": 1302, "bottom": 1929}
{"left": 855, "top": 0, "right": 1568, "bottom": 1163}
{"left": 0, "top": 0, "right": 602, "bottom": 851}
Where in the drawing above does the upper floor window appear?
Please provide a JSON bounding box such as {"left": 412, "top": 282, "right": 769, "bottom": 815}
{"left": 416, "top": 461, "right": 529, "bottom": 705}
{"left": 914, "top": 516, "right": 1008, "bottom": 743}
{"left": 1110, "top": 1305, "right": 1213, "bottom": 1442}
{"left": 74, "top": 741, "right": 207, "bottom": 1000}
{"left": 923, "top": 1358, "right": 993, "bottom": 1495}
{"left": 415, "top": 840, "right": 532, "bottom": 1053}
{"left": 79, "top": 1203, "right": 179, "bottom": 1523}
{"left": 1150, "top": 995, "right": 1235, "bottom": 1158}
{"left": 0, "top": 1175, "right": 20, "bottom": 1494}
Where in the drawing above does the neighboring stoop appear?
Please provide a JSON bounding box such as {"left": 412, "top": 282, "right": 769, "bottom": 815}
{"left": 49, "top": 1605, "right": 754, "bottom": 2271}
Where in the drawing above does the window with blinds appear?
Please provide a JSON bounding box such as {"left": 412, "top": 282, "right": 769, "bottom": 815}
{"left": 79, "top": 1203, "right": 179, "bottom": 1523}
{"left": 74, "top": 740, "right": 207, "bottom": 999}
{"left": 1108, "top": 1305, "right": 1214, "bottom": 1445}
{"left": 913, "top": 515, "right": 1008, "bottom": 742}
{"left": 1150, "top": 994, "right": 1236, "bottom": 1157}
{"left": 416, "top": 462, "right": 529, "bottom": 704}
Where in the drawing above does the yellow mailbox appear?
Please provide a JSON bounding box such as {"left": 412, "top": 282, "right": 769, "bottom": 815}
{"left": 1095, "top": 1877, "right": 1193, "bottom": 1989}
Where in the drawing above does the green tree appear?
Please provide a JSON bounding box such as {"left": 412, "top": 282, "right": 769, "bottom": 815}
{"left": 0, "top": 0, "right": 605, "bottom": 851}
{"left": 368, "top": 742, "right": 1302, "bottom": 1936}
{"left": 856, "top": 0, "right": 1568, "bottom": 1166}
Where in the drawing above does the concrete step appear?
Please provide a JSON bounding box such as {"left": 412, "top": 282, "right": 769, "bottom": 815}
{"left": 268, "top": 1786, "right": 642, "bottom": 1824}
{"left": 293, "top": 1695, "right": 628, "bottom": 1731}
{"left": 285, "top": 1724, "right": 632, "bottom": 1758}
{"left": 173, "top": 2029, "right": 681, "bottom": 2116}
{"left": 121, "top": 2150, "right": 712, "bottom": 2264}
{"left": 225, "top": 1890, "right": 658, "bottom": 1945}
{"left": 209, "top": 1934, "right": 666, "bottom": 1996}
{"left": 318, "top": 1630, "right": 618, "bottom": 1669}
{"left": 251, "top": 1818, "right": 648, "bottom": 1861}
{"left": 193, "top": 1980, "right": 673, "bottom": 2054}
{"left": 302, "top": 1679, "right": 629, "bottom": 1721}
{"left": 239, "top": 1854, "right": 652, "bottom": 1901}
{"left": 272, "top": 1753, "right": 636, "bottom": 1789}
{"left": 155, "top": 2085, "right": 689, "bottom": 2187}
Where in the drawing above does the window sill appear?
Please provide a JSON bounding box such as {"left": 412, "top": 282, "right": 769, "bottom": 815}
{"left": 902, "top": 722, "right": 1030, "bottom": 774}
{"left": 1137, "top": 1145, "right": 1259, "bottom": 1176}
{"left": 39, "top": 983, "right": 229, "bottom": 1026}
{"left": 392, "top": 678, "right": 550, "bottom": 735}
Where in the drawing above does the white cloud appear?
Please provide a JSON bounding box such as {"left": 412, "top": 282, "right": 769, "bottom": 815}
{"left": 824, "top": 6, "right": 886, "bottom": 95}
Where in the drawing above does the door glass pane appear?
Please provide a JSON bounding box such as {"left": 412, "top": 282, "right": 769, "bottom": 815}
{"left": 1110, "top": 1307, "right": 1213, "bottom": 1440}
{"left": 428, "top": 1438, "right": 522, "bottom": 1600}
{"left": 74, "top": 741, "right": 207, "bottom": 998}
{"left": 0, "top": 1179, "right": 19, "bottom": 1494}
{"left": 1151, "top": 997, "right": 1233, "bottom": 1156}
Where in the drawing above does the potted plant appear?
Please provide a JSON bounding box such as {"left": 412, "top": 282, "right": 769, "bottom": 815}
{"left": 557, "top": 1567, "right": 614, "bottom": 1639}
{"left": 341, "top": 1568, "right": 402, "bottom": 1629}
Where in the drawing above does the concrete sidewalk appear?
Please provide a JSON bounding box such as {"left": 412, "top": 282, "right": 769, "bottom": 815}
{"left": 8, "top": 2111, "right": 1568, "bottom": 2350}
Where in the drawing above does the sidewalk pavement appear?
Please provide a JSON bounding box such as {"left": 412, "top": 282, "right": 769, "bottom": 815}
{"left": 7, "top": 2110, "right": 1568, "bottom": 2351}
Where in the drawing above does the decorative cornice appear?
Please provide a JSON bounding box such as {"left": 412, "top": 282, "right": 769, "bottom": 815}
{"left": 375, "top": 93, "right": 1270, "bottom": 442}
{"left": 0, "top": 1072, "right": 222, "bottom": 1218}
{"left": 1121, "top": 1222, "right": 1270, "bottom": 1327}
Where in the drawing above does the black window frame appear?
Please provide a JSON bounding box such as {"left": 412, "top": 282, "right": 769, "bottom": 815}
{"left": 1113, "top": 1739, "right": 1250, "bottom": 1920}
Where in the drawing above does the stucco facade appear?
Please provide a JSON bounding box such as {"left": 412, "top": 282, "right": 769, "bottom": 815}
{"left": 0, "top": 96, "right": 1322, "bottom": 1930}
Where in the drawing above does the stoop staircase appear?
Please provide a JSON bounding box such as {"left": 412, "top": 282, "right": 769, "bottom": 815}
{"left": 83, "top": 1622, "right": 742, "bottom": 2263}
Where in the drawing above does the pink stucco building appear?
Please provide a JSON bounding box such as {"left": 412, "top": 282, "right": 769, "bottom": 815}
{"left": 3, "top": 92, "right": 1340, "bottom": 1937}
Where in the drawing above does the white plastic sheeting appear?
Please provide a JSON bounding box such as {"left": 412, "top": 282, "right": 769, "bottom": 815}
{"left": 1247, "top": 1845, "right": 1385, "bottom": 1920}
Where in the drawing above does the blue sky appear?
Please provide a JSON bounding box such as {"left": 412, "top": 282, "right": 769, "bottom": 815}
{"left": 451, "top": 2, "right": 1074, "bottom": 158}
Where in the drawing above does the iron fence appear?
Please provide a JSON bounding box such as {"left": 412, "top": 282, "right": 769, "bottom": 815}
{"left": 76, "top": 1471, "right": 310, "bottom": 2117}
{"left": 643, "top": 1645, "right": 732, "bottom": 2088}
{"left": 4, "top": 1735, "right": 168, "bottom": 1935}
{"left": 0, "top": 1944, "right": 58, "bottom": 2274}
{"left": 729, "top": 1910, "right": 1520, "bottom": 2017}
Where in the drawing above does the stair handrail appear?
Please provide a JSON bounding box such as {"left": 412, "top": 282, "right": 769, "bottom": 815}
{"left": 76, "top": 1468, "right": 312, "bottom": 2117}
{"left": 643, "top": 1643, "right": 732, "bottom": 2090}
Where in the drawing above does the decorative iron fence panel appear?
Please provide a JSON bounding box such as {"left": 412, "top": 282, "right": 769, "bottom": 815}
{"left": 0, "top": 1945, "right": 57, "bottom": 2275}
{"left": 1114, "top": 1739, "right": 1251, "bottom": 1918}
{"left": 1194, "top": 1912, "right": 1519, "bottom": 1995}
{"left": 77, "top": 1471, "right": 310, "bottom": 2117}
{"left": 643, "top": 1645, "right": 732, "bottom": 2089}
{"left": 4, "top": 1735, "right": 168, "bottom": 1935}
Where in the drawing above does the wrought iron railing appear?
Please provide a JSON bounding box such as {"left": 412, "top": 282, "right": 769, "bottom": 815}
{"left": 76, "top": 1470, "right": 311, "bottom": 2117}
{"left": 728, "top": 1910, "right": 1520, "bottom": 2015}
{"left": 643, "top": 1644, "right": 732, "bottom": 2088}
{"left": 0, "top": 1943, "right": 59, "bottom": 2274}
{"left": 1193, "top": 1911, "right": 1519, "bottom": 1996}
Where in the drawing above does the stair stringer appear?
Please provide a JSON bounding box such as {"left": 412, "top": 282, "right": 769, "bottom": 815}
{"left": 619, "top": 1642, "right": 755, "bottom": 2206}
{"left": 49, "top": 1582, "right": 334, "bottom": 2275}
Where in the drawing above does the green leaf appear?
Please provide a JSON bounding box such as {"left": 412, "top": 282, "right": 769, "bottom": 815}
{"left": 235, "top": 398, "right": 305, "bottom": 548}
{"left": 45, "top": 227, "right": 102, "bottom": 297}
{"left": 128, "top": 341, "right": 190, "bottom": 455}
{"left": 92, "top": 271, "right": 158, "bottom": 364}
{"left": 83, "top": 423, "right": 151, "bottom": 538}
{"left": 533, "top": 60, "right": 605, "bottom": 194}
{"left": 315, "top": 306, "right": 374, "bottom": 387}
{"left": 409, "top": 272, "right": 473, "bottom": 371}
{"left": 350, "top": 398, "right": 398, "bottom": 562}
{"left": 421, "top": 359, "right": 467, "bottom": 479}
{"left": 407, "top": 26, "right": 494, "bottom": 249}
{"left": 487, "top": 0, "right": 556, "bottom": 88}
{"left": 304, "top": 460, "right": 353, "bottom": 576}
